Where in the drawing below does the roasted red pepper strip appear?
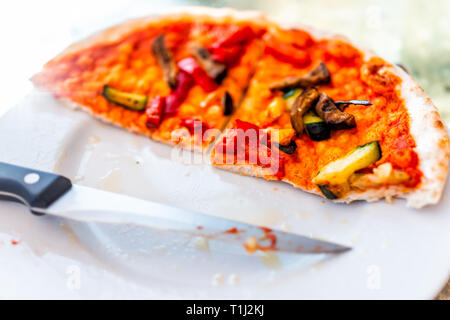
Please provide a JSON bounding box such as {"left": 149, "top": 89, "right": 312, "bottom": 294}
{"left": 234, "top": 120, "right": 271, "bottom": 147}
{"left": 180, "top": 118, "right": 210, "bottom": 136}
{"left": 164, "top": 71, "right": 193, "bottom": 116}
{"left": 210, "top": 26, "right": 255, "bottom": 49}
{"left": 145, "top": 96, "right": 165, "bottom": 128}
{"left": 234, "top": 119, "right": 259, "bottom": 132}
{"left": 211, "top": 46, "right": 244, "bottom": 64}
{"left": 265, "top": 36, "right": 311, "bottom": 67}
{"left": 209, "top": 26, "right": 256, "bottom": 65}
{"left": 215, "top": 120, "right": 284, "bottom": 178}
{"left": 214, "top": 121, "right": 258, "bottom": 158}
{"left": 178, "top": 57, "right": 218, "bottom": 92}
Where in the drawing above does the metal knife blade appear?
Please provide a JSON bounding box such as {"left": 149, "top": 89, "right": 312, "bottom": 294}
{"left": 0, "top": 161, "right": 350, "bottom": 254}
{"left": 39, "top": 185, "right": 350, "bottom": 254}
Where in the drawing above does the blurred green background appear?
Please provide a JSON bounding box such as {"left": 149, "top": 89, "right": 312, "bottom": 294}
{"left": 0, "top": 0, "right": 448, "bottom": 123}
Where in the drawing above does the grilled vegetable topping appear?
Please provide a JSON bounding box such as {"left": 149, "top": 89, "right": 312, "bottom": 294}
{"left": 264, "top": 35, "right": 311, "bottom": 68}
{"left": 334, "top": 100, "right": 371, "bottom": 111}
{"left": 102, "top": 85, "right": 147, "bottom": 111}
{"left": 313, "top": 141, "right": 382, "bottom": 186}
{"left": 178, "top": 57, "right": 218, "bottom": 92}
{"left": 145, "top": 96, "right": 165, "bottom": 128}
{"left": 164, "top": 71, "right": 194, "bottom": 115}
{"left": 303, "top": 110, "right": 331, "bottom": 141}
{"left": 192, "top": 46, "right": 227, "bottom": 82}
{"left": 314, "top": 93, "right": 356, "bottom": 129}
{"left": 221, "top": 91, "right": 234, "bottom": 115}
{"left": 283, "top": 88, "right": 303, "bottom": 111}
{"left": 211, "top": 46, "right": 244, "bottom": 65}
{"left": 152, "top": 34, "right": 178, "bottom": 89}
{"left": 210, "top": 26, "right": 255, "bottom": 49}
{"left": 275, "top": 140, "right": 297, "bottom": 154}
{"left": 318, "top": 185, "right": 339, "bottom": 200}
{"left": 209, "top": 26, "right": 254, "bottom": 65}
{"left": 269, "top": 62, "right": 331, "bottom": 92}
{"left": 290, "top": 87, "right": 320, "bottom": 136}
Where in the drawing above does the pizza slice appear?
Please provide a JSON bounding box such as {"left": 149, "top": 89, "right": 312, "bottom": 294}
{"left": 211, "top": 24, "right": 450, "bottom": 208}
{"left": 32, "top": 8, "right": 266, "bottom": 151}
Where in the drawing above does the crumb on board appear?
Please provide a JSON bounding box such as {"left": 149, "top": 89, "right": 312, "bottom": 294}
{"left": 228, "top": 274, "right": 240, "bottom": 286}
{"left": 212, "top": 273, "right": 225, "bottom": 286}
{"left": 194, "top": 236, "right": 209, "bottom": 252}
{"left": 88, "top": 136, "right": 100, "bottom": 144}
{"left": 385, "top": 195, "right": 393, "bottom": 204}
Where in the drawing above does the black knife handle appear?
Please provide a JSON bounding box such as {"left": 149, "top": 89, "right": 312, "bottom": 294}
{"left": 0, "top": 161, "right": 72, "bottom": 215}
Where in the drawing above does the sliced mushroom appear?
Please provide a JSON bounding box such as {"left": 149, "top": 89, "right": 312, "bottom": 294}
{"left": 192, "top": 46, "right": 227, "bottom": 83}
{"left": 221, "top": 91, "right": 234, "bottom": 115}
{"left": 152, "top": 34, "right": 178, "bottom": 89}
{"left": 314, "top": 93, "right": 356, "bottom": 129}
{"left": 290, "top": 87, "right": 321, "bottom": 136}
{"left": 270, "top": 62, "right": 331, "bottom": 92}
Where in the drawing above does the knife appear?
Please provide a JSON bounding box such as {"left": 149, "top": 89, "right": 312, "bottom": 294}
{"left": 0, "top": 161, "right": 350, "bottom": 254}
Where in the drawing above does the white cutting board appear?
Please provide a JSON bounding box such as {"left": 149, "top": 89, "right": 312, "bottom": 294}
{"left": 0, "top": 89, "right": 449, "bottom": 299}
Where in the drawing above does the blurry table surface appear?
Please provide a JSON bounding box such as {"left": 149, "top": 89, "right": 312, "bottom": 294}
{"left": 0, "top": 0, "right": 448, "bottom": 299}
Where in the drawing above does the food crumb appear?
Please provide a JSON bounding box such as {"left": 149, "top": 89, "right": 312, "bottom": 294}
{"left": 88, "top": 136, "right": 100, "bottom": 144}
{"left": 385, "top": 195, "right": 393, "bottom": 204}
{"left": 257, "top": 251, "right": 282, "bottom": 270}
{"left": 244, "top": 236, "right": 258, "bottom": 253}
{"left": 212, "top": 273, "right": 225, "bottom": 286}
{"left": 279, "top": 222, "right": 290, "bottom": 232}
{"left": 11, "top": 240, "right": 21, "bottom": 246}
{"left": 273, "top": 187, "right": 278, "bottom": 191}
{"left": 53, "top": 151, "right": 67, "bottom": 172}
{"left": 228, "top": 274, "right": 240, "bottom": 286}
{"left": 194, "top": 237, "right": 209, "bottom": 252}
{"left": 134, "top": 156, "right": 144, "bottom": 165}
{"left": 73, "top": 175, "right": 84, "bottom": 182}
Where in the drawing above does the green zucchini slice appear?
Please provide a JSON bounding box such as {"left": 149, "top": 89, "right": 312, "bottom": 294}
{"left": 318, "top": 185, "right": 339, "bottom": 200}
{"left": 303, "top": 110, "right": 330, "bottom": 141}
{"left": 313, "top": 141, "right": 382, "bottom": 186}
{"left": 102, "top": 85, "right": 148, "bottom": 111}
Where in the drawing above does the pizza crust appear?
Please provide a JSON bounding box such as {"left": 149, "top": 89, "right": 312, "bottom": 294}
{"left": 394, "top": 67, "right": 450, "bottom": 207}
